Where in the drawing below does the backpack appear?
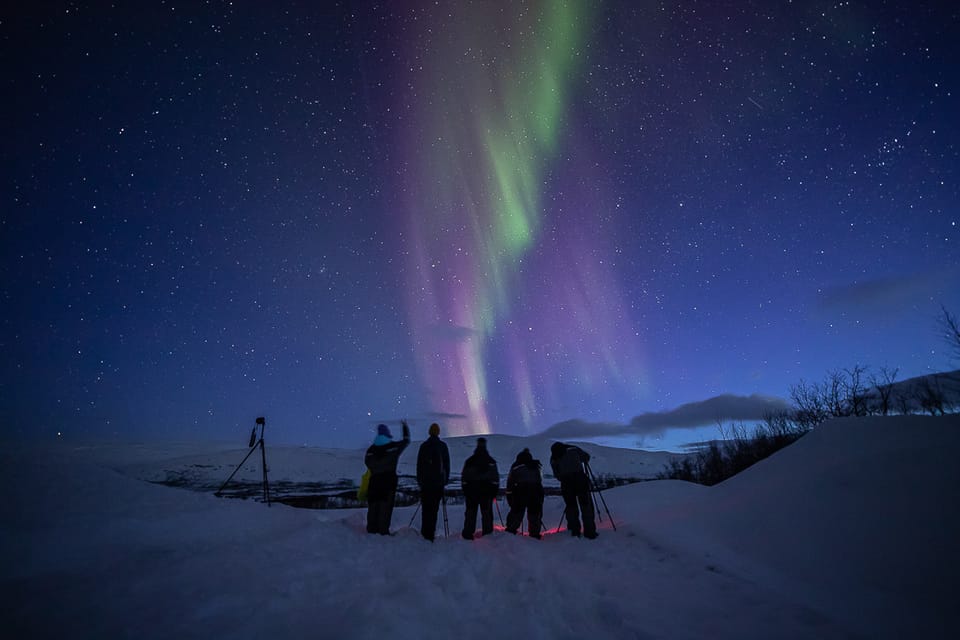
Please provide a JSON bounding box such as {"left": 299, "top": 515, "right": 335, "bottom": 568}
{"left": 463, "top": 456, "right": 497, "bottom": 487}
{"left": 366, "top": 444, "right": 395, "bottom": 475}
{"left": 418, "top": 439, "right": 447, "bottom": 487}
{"left": 509, "top": 463, "right": 541, "bottom": 488}
{"left": 554, "top": 447, "right": 583, "bottom": 479}
{"left": 357, "top": 469, "right": 371, "bottom": 502}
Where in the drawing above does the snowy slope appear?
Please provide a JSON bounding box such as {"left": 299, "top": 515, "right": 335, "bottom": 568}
{"left": 2, "top": 415, "right": 958, "bottom": 639}
{"left": 615, "top": 415, "right": 960, "bottom": 638}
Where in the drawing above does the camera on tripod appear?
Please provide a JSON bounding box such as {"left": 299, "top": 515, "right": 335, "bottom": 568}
{"left": 249, "top": 416, "right": 266, "bottom": 446}
{"left": 216, "top": 416, "right": 272, "bottom": 506}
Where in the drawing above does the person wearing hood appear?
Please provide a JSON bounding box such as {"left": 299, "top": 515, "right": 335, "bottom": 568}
{"left": 550, "top": 441, "right": 597, "bottom": 539}
{"left": 416, "top": 422, "right": 450, "bottom": 541}
{"left": 364, "top": 421, "right": 411, "bottom": 535}
{"left": 460, "top": 437, "right": 499, "bottom": 540}
{"left": 505, "top": 448, "right": 545, "bottom": 539}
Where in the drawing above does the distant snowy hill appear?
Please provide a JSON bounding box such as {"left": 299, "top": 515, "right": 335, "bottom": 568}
{"left": 112, "top": 434, "right": 680, "bottom": 506}
{"left": 2, "top": 415, "right": 957, "bottom": 639}
{"left": 881, "top": 368, "right": 960, "bottom": 411}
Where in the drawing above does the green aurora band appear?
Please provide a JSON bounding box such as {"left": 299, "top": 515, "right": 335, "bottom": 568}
{"left": 401, "top": 1, "right": 602, "bottom": 434}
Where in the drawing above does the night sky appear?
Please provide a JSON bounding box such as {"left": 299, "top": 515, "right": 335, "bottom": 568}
{"left": 3, "top": 1, "right": 958, "bottom": 449}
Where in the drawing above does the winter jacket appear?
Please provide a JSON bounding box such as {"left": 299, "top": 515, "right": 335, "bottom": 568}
{"left": 461, "top": 448, "right": 499, "bottom": 499}
{"left": 365, "top": 423, "right": 410, "bottom": 478}
{"left": 549, "top": 442, "right": 590, "bottom": 481}
{"left": 507, "top": 449, "right": 544, "bottom": 503}
{"left": 416, "top": 435, "right": 450, "bottom": 493}
{"left": 507, "top": 461, "right": 543, "bottom": 491}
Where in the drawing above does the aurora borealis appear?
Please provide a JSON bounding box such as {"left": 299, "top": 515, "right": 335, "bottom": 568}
{"left": 395, "top": 1, "right": 645, "bottom": 435}
{"left": 3, "top": 1, "right": 958, "bottom": 448}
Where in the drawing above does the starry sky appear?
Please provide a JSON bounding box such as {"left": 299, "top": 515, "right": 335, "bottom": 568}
{"left": 3, "top": 1, "right": 958, "bottom": 450}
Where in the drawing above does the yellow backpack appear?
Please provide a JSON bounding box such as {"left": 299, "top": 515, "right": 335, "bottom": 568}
{"left": 357, "top": 469, "right": 371, "bottom": 502}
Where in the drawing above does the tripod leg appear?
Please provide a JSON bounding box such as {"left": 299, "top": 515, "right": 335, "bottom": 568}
{"left": 494, "top": 496, "right": 504, "bottom": 527}
{"left": 586, "top": 463, "right": 616, "bottom": 531}
{"left": 584, "top": 464, "right": 601, "bottom": 522}
{"left": 216, "top": 443, "right": 261, "bottom": 496}
{"left": 596, "top": 489, "right": 616, "bottom": 530}
{"left": 441, "top": 494, "right": 449, "bottom": 537}
{"left": 260, "top": 438, "right": 271, "bottom": 506}
{"left": 409, "top": 500, "right": 421, "bottom": 527}
{"left": 593, "top": 487, "right": 616, "bottom": 530}
{"left": 590, "top": 480, "right": 602, "bottom": 523}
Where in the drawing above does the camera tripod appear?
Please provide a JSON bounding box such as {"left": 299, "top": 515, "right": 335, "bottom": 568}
{"left": 554, "top": 461, "right": 616, "bottom": 532}
{"left": 408, "top": 492, "right": 451, "bottom": 537}
{"left": 216, "top": 416, "right": 271, "bottom": 506}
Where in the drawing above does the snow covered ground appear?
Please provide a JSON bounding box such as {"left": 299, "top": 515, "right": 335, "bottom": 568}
{"left": 2, "top": 415, "right": 958, "bottom": 639}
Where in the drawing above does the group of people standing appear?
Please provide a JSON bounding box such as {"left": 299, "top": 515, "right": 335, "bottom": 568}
{"left": 363, "top": 421, "right": 599, "bottom": 541}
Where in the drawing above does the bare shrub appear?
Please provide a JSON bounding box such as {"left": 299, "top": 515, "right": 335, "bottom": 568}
{"left": 916, "top": 377, "right": 947, "bottom": 416}
{"left": 940, "top": 304, "right": 960, "bottom": 363}
{"left": 869, "top": 366, "right": 899, "bottom": 416}
{"left": 790, "top": 366, "right": 872, "bottom": 425}
{"left": 658, "top": 414, "right": 808, "bottom": 486}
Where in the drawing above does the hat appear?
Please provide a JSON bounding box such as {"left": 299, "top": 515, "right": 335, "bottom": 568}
{"left": 429, "top": 423, "right": 440, "bottom": 437}
{"left": 516, "top": 448, "right": 533, "bottom": 464}
{"left": 476, "top": 437, "right": 487, "bottom": 449}
{"left": 551, "top": 442, "right": 565, "bottom": 456}
{"left": 377, "top": 424, "right": 392, "bottom": 438}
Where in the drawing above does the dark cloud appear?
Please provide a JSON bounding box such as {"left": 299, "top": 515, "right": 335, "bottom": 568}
{"left": 540, "top": 394, "right": 791, "bottom": 439}
{"left": 539, "top": 418, "right": 626, "bottom": 440}
{"left": 816, "top": 271, "right": 953, "bottom": 315}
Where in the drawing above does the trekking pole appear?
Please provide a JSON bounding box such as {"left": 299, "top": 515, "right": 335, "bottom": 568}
{"left": 408, "top": 500, "right": 422, "bottom": 528}
{"left": 494, "top": 495, "right": 504, "bottom": 527}
{"left": 586, "top": 462, "right": 617, "bottom": 531}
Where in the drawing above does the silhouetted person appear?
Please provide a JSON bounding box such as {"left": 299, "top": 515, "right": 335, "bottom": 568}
{"left": 460, "top": 437, "right": 499, "bottom": 539}
{"left": 505, "top": 448, "right": 544, "bottom": 539}
{"left": 416, "top": 422, "right": 450, "bottom": 541}
{"left": 364, "top": 421, "right": 410, "bottom": 535}
{"left": 550, "top": 441, "right": 597, "bottom": 539}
